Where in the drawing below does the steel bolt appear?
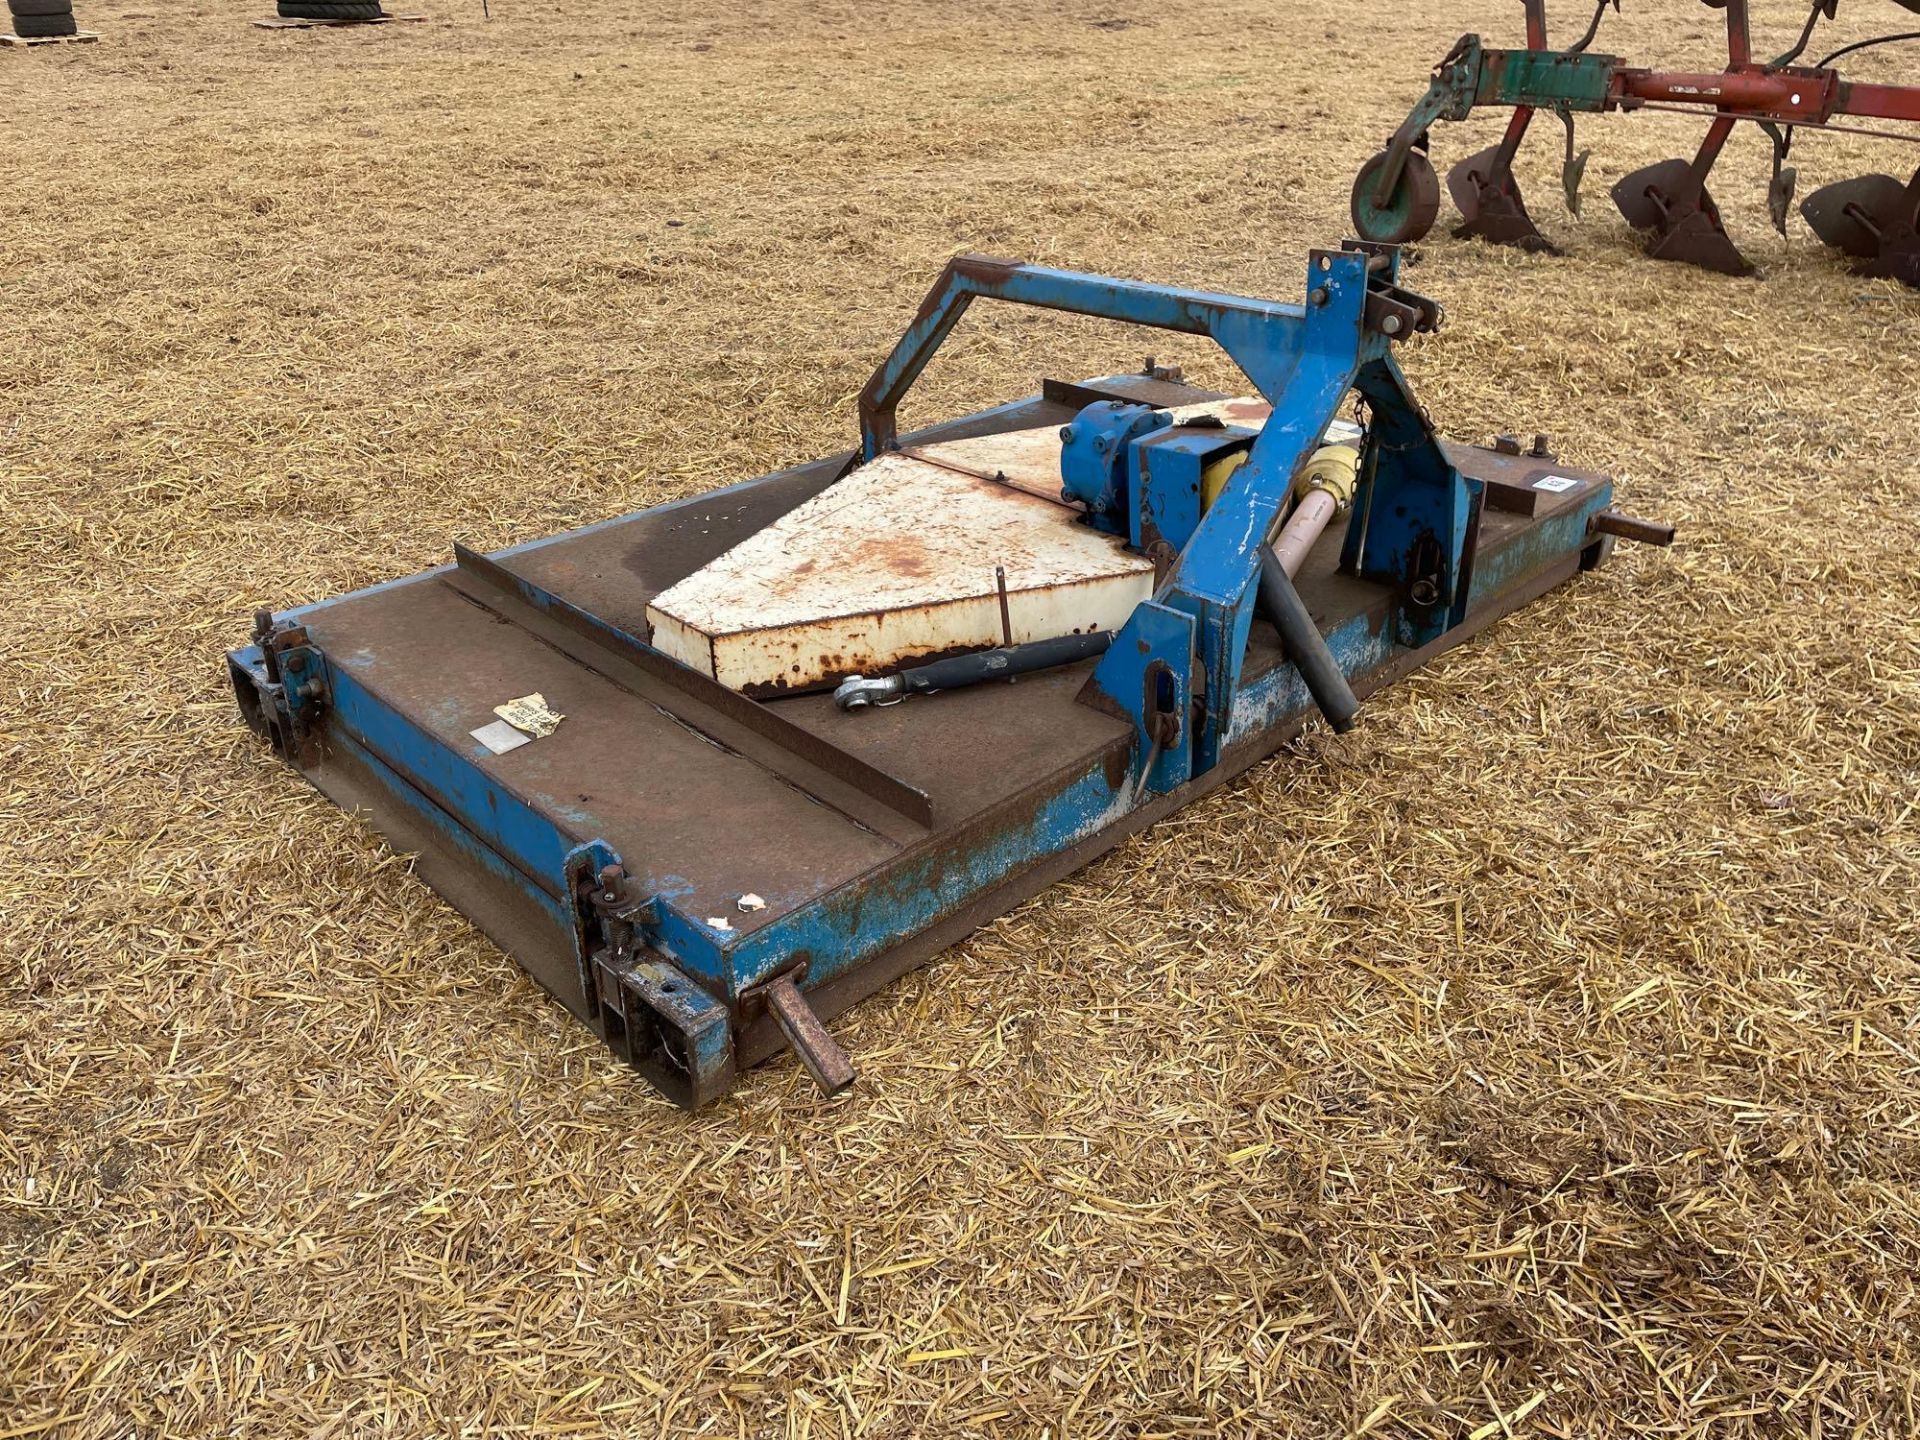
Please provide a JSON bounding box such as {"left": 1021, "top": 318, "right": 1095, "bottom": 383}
{"left": 1308, "top": 286, "right": 1329, "bottom": 307}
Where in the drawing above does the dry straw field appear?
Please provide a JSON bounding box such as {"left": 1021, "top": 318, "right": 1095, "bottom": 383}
{"left": 4, "top": 0, "right": 1918, "bottom": 1435}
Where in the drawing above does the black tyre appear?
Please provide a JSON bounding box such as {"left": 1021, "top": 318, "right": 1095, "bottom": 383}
{"left": 12, "top": 9, "right": 77, "bottom": 33}
{"left": 9, "top": 0, "right": 75, "bottom": 16}
{"left": 277, "top": 0, "right": 385, "bottom": 17}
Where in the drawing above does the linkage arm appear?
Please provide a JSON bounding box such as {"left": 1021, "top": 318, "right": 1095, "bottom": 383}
{"left": 856, "top": 256, "right": 1308, "bottom": 461}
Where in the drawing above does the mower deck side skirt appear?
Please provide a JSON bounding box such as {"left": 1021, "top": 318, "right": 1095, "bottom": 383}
{"left": 300, "top": 578, "right": 904, "bottom": 952}
{"left": 322, "top": 660, "right": 585, "bottom": 902}
{"left": 308, "top": 723, "right": 590, "bottom": 1007}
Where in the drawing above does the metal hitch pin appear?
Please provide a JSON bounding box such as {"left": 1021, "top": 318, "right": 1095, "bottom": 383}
{"left": 763, "top": 973, "right": 856, "bottom": 1097}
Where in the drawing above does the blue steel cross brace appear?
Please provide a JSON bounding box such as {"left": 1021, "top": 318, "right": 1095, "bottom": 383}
{"left": 854, "top": 248, "right": 1475, "bottom": 790}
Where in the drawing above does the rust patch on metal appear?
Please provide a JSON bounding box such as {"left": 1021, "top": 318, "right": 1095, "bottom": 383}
{"left": 952, "top": 253, "right": 1024, "bottom": 286}
{"left": 865, "top": 536, "right": 931, "bottom": 578}
{"left": 759, "top": 972, "right": 856, "bottom": 1096}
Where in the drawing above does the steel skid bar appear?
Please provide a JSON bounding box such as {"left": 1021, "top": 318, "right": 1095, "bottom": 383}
{"left": 853, "top": 249, "right": 1473, "bottom": 791}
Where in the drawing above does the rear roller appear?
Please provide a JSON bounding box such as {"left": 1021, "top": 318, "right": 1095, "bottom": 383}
{"left": 1611, "top": 157, "right": 1754, "bottom": 277}
{"left": 1801, "top": 169, "right": 1920, "bottom": 288}
{"left": 1350, "top": 148, "right": 1442, "bottom": 246}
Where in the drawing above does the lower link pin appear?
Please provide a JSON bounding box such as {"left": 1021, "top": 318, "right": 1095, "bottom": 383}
{"left": 758, "top": 971, "right": 857, "bottom": 1097}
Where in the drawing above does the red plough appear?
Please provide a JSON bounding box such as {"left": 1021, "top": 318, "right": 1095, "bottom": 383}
{"left": 1349, "top": 0, "right": 1920, "bottom": 285}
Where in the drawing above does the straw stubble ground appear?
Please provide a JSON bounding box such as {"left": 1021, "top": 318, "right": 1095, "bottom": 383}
{"left": 2, "top": 0, "right": 1917, "bottom": 1435}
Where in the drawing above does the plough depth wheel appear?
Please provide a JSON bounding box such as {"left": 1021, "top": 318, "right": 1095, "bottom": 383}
{"left": 1350, "top": 149, "right": 1442, "bottom": 246}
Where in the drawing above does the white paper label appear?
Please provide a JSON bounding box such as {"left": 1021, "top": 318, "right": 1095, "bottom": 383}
{"left": 471, "top": 719, "right": 532, "bottom": 755}
{"left": 1532, "top": 474, "right": 1579, "bottom": 493}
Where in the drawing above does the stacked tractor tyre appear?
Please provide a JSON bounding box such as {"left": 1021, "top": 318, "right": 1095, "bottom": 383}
{"left": 277, "top": 0, "right": 384, "bottom": 18}
{"left": 8, "top": 0, "right": 78, "bottom": 38}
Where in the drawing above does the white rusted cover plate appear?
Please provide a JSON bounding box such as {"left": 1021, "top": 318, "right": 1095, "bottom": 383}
{"left": 646, "top": 452, "right": 1154, "bottom": 694}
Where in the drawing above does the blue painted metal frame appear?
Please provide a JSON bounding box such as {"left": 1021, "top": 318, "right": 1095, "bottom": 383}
{"left": 1131, "top": 425, "right": 1257, "bottom": 558}
{"left": 857, "top": 250, "right": 1474, "bottom": 792}
{"left": 229, "top": 248, "right": 1610, "bottom": 1109}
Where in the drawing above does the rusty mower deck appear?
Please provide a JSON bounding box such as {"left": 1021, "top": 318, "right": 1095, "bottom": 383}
{"left": 229, "top": 247, "right": 1666, "bottom": 1107}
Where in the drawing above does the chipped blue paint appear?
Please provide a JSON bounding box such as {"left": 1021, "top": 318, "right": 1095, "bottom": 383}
{"left": 1475, "top": 487, "right": 1611, "bottom": 596}
{"left": 1227, "top": 483, "right": 1614, "bottom": 744}
{"left": 1226, "top": 607, "right": 1395, "bottom": 747}
{"left": 721, "top": 756, "right": 1134, "bottom": 995}
{"left": 646, "top": 900, "right": 735, "bottom": 987}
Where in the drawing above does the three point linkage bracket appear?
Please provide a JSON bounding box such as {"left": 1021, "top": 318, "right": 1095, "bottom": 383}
{"left": 850, "top": 243, "right": 1476, "bottom": 803}
{"left": 1337, "top": 238, "right": 1447, "bottom": 340}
